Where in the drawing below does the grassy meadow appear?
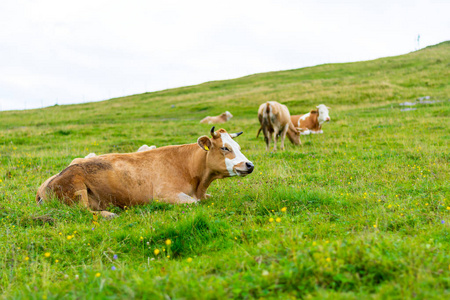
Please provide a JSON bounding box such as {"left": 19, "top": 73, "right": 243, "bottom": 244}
{"left": 0, "top": 41, "right": 449, "bottom": 299}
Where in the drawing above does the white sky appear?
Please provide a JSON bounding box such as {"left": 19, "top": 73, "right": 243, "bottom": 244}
{"left": 0, "top": 0, "right": 449, "bottom": 111}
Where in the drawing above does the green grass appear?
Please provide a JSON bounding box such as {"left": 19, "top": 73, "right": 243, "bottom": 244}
{"left": 0, "top": 41, "right": 449, "bottom": 299}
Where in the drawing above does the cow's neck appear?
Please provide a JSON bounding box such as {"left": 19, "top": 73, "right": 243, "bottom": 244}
{"left": 310, "top": 111, "right": 321, "bottom": 130}
{"left": 184, "top": 144, "right": 217, "bottom": 200}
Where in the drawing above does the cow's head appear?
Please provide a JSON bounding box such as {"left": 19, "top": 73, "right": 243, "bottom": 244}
{"left": 197, "top": 127, "right": 254, "bottom": 178}
{"left": 316, "top": 104, "right": 331, "bottom": 125}
{"left": 224, "top": 111, "right": 233, "bottom": 121}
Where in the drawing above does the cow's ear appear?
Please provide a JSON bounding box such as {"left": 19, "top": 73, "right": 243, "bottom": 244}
{"left": 197, "top": 136, "right": 212, "bottom": 151}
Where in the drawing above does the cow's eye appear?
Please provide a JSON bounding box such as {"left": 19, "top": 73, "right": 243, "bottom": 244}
{"left": 221, "top": 147, "right": 230, "bottom": 152}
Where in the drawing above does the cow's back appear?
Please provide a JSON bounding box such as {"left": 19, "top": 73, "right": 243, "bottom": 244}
{"left": 277, "top": 103, "right": 292, "bottom": 125}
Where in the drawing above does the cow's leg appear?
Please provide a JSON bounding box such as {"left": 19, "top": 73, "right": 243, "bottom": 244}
{"left": 74, "top": 187, "right": 117, "bottom": 219}
{"left": 300, "top": 128, "right": 311, "bottom": 135}
{"left": 272, "top": 131, "right": 277, "bottom": 152}
{"left": 156, "top": 192, "right": 199, "bottom": 204}
{"left": 46, "top": 166, "right": 117, "bottom": 219}
{"left": 279, "top": 124, "right": 289, "bottom": 150}
{"left": 176, "top": 193, "right": 199, "bottom": 204}
{"left": 98, "top": 210, "right": 118, "bottom": 219}
{"left": 263, "top": 128, "right": 271, "bottom": 151}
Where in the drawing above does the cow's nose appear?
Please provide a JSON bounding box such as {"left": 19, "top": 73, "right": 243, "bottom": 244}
{"left": 326, "top": 117, "right": 330, "bottom": 121}
{"left": 245, "top": 162, "right": 254, "bottom": 173}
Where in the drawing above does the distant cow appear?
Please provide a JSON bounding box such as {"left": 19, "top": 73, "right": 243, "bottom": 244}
{"left": 200, "top": 111, "right": 233, "bottom": 124}
{"left": 84, "top": 153, "right": 97, "bottom": 159}
{"left": 137, "top": 145, "right": 156, "bottom": 152}
{"left": 291, "top": 104, "right": 331, "bottom": 135}
{"left": 256, "top": 101, "right": 301, "bottom": 151}
{"left": 36, "top": 127, "right": 254, "bottom": 218}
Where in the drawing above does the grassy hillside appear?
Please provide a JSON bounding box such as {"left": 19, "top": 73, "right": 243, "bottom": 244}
{"left": 0, "top": 41, "right": 449, "bottom": 299}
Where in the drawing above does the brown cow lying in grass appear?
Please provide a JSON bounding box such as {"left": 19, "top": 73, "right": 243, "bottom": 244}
{"left": 200, "top": 111, "right": 233, "bottom": 124}
{"left": 36, "top": 128, "right": 254, "bottom": 218}
{"left": 256, "top": 101, "right": 301, "bottom": 151}
{"left": 37, "top": 145, "right": 157, "bottom": 201}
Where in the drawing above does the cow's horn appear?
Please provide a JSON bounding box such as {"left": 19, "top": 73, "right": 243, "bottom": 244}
{"left": 230, "top": 131, "right": 243, "bottom": 138}
{"left": 210, "top": 126, "right": 219, "bottom": 138}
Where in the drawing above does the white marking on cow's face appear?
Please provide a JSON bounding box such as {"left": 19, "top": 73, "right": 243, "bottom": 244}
{"left": 220, "top": 133, "right": 250, "bottom": 176}
{"left": 225, "top": 111, "right": 233, "bottom": 120}
{"left": 316, "top": 104, "right": 330, "bottom": 126}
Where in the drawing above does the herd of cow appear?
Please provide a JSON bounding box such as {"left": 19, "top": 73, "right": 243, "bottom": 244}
{"left": 36, "top": 101, "right": 330, "bottom": 218}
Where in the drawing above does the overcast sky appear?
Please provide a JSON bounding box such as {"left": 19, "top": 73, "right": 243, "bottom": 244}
{"left": 0, "top": 0, "right": 448, "bottom": 111}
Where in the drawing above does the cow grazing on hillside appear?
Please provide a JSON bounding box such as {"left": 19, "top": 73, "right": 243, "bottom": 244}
{"left": 36, "top": 127, "right": 254, "bottom": 218}
{"left": 290, "top": 104, "right": 331, "bottom": 135}
{"left": 256, "top": 101, "right": 301, "bottom": 151}
{"left": 200, "top": 111, "right": 233, "bottom": 124}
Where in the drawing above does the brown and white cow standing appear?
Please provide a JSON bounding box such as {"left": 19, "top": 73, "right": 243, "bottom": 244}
{"left": 36, "top": 128, "right": 254, "bottom": 218}
{"left": 200, "top": 111, "right": 233, "bottom": 124}
{"left": 256, "top": 101, "right": 301, "bottom": 151}
{"left": 290, "top": 104, "right": 331, "bottom": 135}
